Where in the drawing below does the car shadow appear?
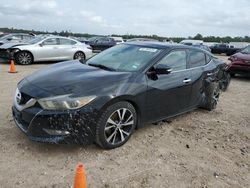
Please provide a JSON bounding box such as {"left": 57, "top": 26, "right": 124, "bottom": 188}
{"left": 232, "top": 74, "right": 250, "bottom": 81}
{"left": 19, "top": 137, "right": 101, "bottom": 154}
{"left": 0, "top": 58, "right": 65, "bottom": 65}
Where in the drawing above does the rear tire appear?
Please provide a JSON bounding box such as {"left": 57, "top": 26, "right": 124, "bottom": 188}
{"left": 15, "top": 51, "right": 33, "bottom": 65}
{"left": 95, "top": 101, "right": 137, "bottom": 149}
{"left": 220, "top": 73, "right": 231, "bottom": 91}
{"left": 204, "top": 82, "right": 220, "bottom": 111}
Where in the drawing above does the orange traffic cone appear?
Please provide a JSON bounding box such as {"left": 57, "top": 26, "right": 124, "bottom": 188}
{"left": 73, "top": 163, "right": 87, "bottom": 188}
{"left": 9, "top": 59, "right": 17, "bottom": 73}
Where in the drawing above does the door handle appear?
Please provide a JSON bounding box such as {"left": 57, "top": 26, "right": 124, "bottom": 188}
{"left": 207, "top": 72, "right": 213, "bottom": 76}
{"left": 183, "top": 78, "right": 191, "bottom": 83}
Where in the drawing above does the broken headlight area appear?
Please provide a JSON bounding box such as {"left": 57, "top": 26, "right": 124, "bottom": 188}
{"left": 38, "top": 95, "right": 96, "bottom": 110}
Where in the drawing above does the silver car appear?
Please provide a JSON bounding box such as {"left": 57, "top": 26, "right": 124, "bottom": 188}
{"left": 11, "top": 35, "right": 93, "bottom": 65}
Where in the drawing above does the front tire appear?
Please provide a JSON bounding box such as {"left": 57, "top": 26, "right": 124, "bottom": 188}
{"left": 73, "top": 51, "right": 85, "bottom": 60}
{"left": 15, "top": 51, "right": 33, "bottom": 65}
{"left": 204, "top": 82, "right": 220, "bottom": 111}
{"left": 95, "top": 101, "right": 137, "bottom": 149}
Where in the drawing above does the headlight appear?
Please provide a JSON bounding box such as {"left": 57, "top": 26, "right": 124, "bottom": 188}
{"left": 38, "top": 95, "right": 96, "bottom": 110}
{"left": 10, "top": 48, "right": 21, "bottom": 53}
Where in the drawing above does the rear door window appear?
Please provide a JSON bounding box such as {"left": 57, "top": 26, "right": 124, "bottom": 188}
{"left": 189, "top": 50, "right": 206, "bottom": 68}
{"left": 59, "top": 38, "right": 76, "bottom": 45}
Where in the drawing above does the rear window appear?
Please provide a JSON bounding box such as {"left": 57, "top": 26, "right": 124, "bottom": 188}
{"left": 189, "top": 50, "right": 206, "bottom": 68}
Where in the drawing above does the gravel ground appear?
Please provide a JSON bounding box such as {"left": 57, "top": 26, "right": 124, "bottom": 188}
{"left": 0, "top": 55, "right": 249, "bottom": 188}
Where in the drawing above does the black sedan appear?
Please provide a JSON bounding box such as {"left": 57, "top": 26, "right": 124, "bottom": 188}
{"left": 12, "top": 42, "right": 227, "bottom": 149}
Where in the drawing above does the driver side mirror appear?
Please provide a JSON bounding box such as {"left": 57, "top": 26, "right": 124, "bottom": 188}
{"left": 7, "top": 38, "right": 12, "bottom": 41}
{"left": 154, "top": 64, "right": 172, "bottom": 74}
{"left": 39, "top": 43, "right": 44, "bottom": 47}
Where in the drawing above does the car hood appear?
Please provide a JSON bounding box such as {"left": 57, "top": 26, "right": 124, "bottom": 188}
{"left": 0, "top": 42, "right": 29, "bottom": 49}
{"left": 233, "top": 52, "right": 250, "bottom": 61}
{"left": 18, "top": 60, "right": 133, "bottom": 98}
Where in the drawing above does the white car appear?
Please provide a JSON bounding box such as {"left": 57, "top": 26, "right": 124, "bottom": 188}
{"left": 180, "top": 39, "right": 203, "bottom": 46}
{"left": 110, "top": 37, "right": 124, "bottom": 44}
{"left": 10, "top": 35, "right": 93, "bottom": 65}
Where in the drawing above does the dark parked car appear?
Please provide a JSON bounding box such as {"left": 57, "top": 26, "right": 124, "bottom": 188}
{"left": 12, "top": 42, "right": 228, "bottom": 149}
{"left": 85, "top": 37, "right": 116, "bottom": 52}
{"left": 210, "top": 43, "right": 241, "bottom": 56}
{"left": 228, "top": 45, "right": 250, "bottom": 77}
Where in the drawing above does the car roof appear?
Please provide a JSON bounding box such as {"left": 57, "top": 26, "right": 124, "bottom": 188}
{"left": 125, "top": 41, "right": 213, "bottom": 55}
{"left": 125, "top": 41, "right": 189, "bottom": 49}
{"left": 37, "top": 35, "right": 78, "bottom": 40}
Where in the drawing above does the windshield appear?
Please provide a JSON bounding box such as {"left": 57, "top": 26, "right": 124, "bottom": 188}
{"left": 241, "top": 46, "right": 250, "bottom": 54}
{"left": 86, "top": 44, "right": 161, "bottom": 72}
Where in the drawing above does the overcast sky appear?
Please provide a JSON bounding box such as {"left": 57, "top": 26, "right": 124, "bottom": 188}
{"left": 0, "top": 0, "right": 249, "bottom": 37}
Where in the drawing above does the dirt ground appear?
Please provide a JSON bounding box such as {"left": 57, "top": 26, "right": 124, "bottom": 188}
{"left": 0, "top": 55, "right": 249, "bottom": 188}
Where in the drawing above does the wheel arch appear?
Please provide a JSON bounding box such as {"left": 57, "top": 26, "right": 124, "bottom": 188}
{"left": 99, "top": 95, "right": 143, "bottom": 129}
{"left": 15, "top": 50, "right": 34, "bottom": 61}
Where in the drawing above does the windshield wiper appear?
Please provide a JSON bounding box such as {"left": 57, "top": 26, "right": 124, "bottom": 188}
{"left": 88, "top": 63, "right": 116, "bottom": 71}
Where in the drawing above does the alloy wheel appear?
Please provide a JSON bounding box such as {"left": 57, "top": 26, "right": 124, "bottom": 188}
{"left": 74, "top": 52, "right": 85, "bottom": 60}
{"left": 104, "top": 108, "right": 134, "bottom": 145}
{"left": 18, "top": 52, "right": 32, "bottom": 65}
{"left": 212, "top": 87, "right": 220, "bottom": 108}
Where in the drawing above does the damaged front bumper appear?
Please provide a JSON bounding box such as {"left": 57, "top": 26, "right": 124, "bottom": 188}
{"left": 12, "top": 105, "right": 98, "bottom": 145}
